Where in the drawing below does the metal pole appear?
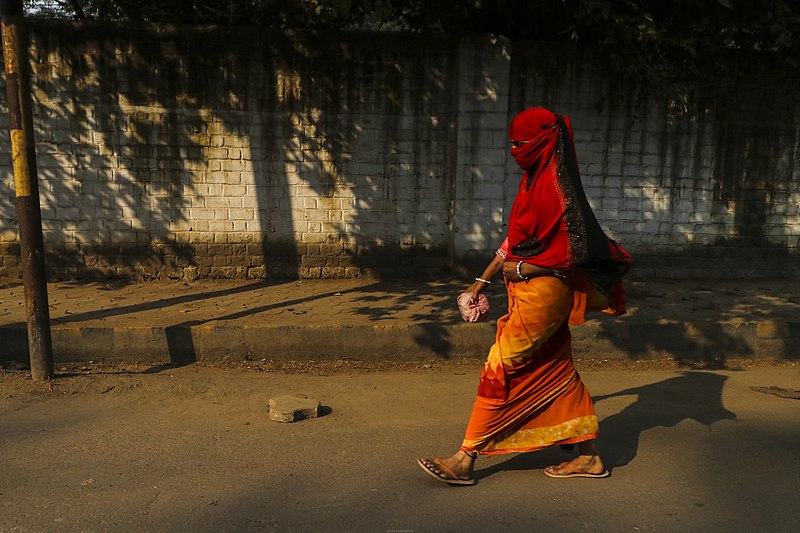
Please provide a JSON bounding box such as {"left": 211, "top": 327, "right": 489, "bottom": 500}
{"left": 1, "top": 0, "right": 53, "bottom": 380}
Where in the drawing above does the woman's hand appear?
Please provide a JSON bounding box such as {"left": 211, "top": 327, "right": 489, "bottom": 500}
{"left": 464, "top": 255, "right": 503, "bottom": 301}
{"left": 462, "top": 281, "right": 485, "bottom": 303}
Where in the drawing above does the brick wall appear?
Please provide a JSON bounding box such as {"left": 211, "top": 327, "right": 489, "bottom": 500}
{"left": 0, "top": 21, "right": 798, "bottom": 280}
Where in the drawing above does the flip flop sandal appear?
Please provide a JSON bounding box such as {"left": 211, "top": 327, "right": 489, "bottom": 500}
{"left": 417, "top": 458, "right": 476, "bottom": 485}
{"left": 544, "top": 465, "right": 610, "bottom": 479}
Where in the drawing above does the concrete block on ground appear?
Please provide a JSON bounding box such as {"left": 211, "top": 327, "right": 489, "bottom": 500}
{"left": 269, "top": 394, "right": 320, "bottom": 423}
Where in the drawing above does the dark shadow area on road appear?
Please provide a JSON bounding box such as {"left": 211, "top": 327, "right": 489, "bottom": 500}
{"left": 475, "top": 371, "right": 737, "bottom": 480}
{"left": 594, "top": 371, "right": 737, "bottom": 468}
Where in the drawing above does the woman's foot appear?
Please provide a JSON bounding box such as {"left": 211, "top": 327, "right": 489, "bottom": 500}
{"left": 544, "top": 454, "right": 609, "bottom": 478}
{"left": 417, "top": 451, "right": 477, "bottom": 485}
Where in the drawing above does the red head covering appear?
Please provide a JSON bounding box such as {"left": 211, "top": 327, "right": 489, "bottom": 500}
{"left": 505, "top": 107, "right": 632, "bottom": 293}
{"left": 508, "top": 107, "right": 557, "bottom": 140}
{"left": 508, "top": 107, "right": 565, "bottom": 178}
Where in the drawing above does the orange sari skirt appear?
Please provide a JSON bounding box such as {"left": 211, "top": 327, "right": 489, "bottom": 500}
{"left": 461, "top": 275, "right": 599, "bottom": 455}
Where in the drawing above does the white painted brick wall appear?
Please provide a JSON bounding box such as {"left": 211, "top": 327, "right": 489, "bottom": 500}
{"left": 0, "top": 23, "right": 797, "bottom": 280}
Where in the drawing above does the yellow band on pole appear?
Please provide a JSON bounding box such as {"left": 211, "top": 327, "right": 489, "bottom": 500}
{"left": 10, "top": 128, "right": 30, "bottom": 197}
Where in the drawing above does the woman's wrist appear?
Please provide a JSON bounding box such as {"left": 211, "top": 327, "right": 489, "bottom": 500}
{"left": 516, "top": 261, "right": 529, "bottom": 281}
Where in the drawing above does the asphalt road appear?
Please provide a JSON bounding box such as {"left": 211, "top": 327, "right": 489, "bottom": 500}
{"left": 1, "top": 361, "right": 799, "bottom": 532}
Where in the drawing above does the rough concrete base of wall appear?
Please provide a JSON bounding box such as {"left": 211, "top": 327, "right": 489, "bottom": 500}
{"left": 2, "top": 239, "right": 799, "bottom": 281}
{"left": 0, "top": 241, "right": 454, "bottom": 281}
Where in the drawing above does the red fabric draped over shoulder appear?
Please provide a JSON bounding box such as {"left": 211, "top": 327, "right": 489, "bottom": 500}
{"left": 505, "top": 107, "right": 633, "bottom": 298}
{"left": 506, "top": 108, "right": 573, "bottom": 268}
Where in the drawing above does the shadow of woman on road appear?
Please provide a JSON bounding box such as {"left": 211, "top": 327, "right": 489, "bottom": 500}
{"left": 475, "top": 371, "right": 737, "bottom": 479}
{"left": 594, "top": 371, "right": 738, "bottom": 468}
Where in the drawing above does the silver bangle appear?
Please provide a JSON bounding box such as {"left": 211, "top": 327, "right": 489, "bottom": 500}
{"left": 551, "top": 268, "right": 567, "bottom": 279}
{"left": 516, "top": 261, "right": 529, "bottom": 281}
{"left": 474, "top": 277, "right": 491, "bottom": 284}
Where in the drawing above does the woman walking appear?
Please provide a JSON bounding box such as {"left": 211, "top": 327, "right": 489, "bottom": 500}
{"left": 418, "top": 107, "right": 633, "bottom": 485}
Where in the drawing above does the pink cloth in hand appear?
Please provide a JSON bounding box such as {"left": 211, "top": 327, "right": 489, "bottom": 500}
{"left": 457, "top": 292, "right": 490, "bottom": 322}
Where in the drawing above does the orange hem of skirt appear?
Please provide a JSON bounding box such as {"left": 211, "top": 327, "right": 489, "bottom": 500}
{"left": 460, "top": 433, "right": 598, "bottom": 456}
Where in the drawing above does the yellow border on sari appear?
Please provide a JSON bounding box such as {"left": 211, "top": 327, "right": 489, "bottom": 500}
{"left": 480, "top": 415, "right": 599, "bottom": 455}
{"left": 461, "top": 372, "right": 579, "bottom": 451}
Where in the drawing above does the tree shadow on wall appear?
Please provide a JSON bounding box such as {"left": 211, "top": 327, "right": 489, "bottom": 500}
{"left": 253, "top": 30, "right": 467, "bottom": 280}
{"left": 619, "top": 71, "right": 799, "bottom": 363}
{"left": 13, "top": 22, "right": 210, "bottom": 281}
{"left": 510, "top": 44, "right": 800, "bottom": 363}
{"left": 7, "top": 22, "right": 492, "bottom": 292}
{"left": 8, "top": 22, "right": 794, "bottom": 367}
